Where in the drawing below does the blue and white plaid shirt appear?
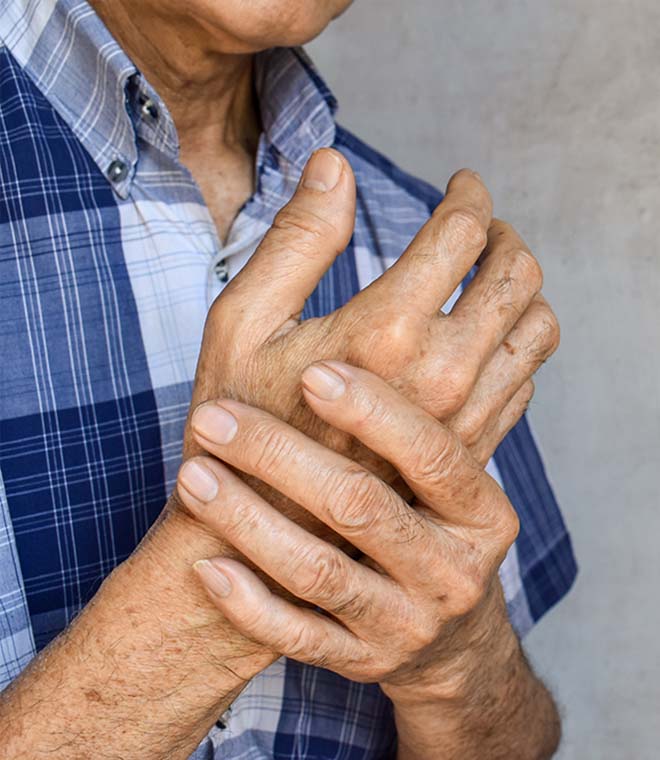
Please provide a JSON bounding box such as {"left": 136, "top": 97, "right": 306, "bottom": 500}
{"left": 0, "top": 0, "right": 577, "bottom": 756}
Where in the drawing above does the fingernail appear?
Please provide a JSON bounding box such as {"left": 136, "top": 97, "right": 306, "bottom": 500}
{"left": 179, "top": 460, "right": 218, "bottom": 503}
{"left": 192, "top": 404, "right": 238, "bottom": 444}
{"left": 302, "top": 363, "right": 346, "bottom": 400}
{"left": 302, "top": 149, "right": 342, "bottom": 192}
{"left": 193, "top": 559, "right": 232, "bottom": 598}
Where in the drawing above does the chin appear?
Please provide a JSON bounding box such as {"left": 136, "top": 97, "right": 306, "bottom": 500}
{"left": 192, "top": 0, "right": 354, "bottom": 52}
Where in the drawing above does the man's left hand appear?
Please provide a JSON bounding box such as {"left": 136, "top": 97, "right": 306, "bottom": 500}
{"left": 177, "top": 360, "right": 522, "bottom": 701}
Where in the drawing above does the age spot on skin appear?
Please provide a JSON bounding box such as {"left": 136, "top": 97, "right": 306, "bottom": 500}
{"left": 503, "top": 341, "right": 516, "bottom": 356}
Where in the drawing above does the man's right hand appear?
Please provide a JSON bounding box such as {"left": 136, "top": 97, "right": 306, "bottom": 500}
{"left": 177, "top": 149, "right": 559, "bottom": 547}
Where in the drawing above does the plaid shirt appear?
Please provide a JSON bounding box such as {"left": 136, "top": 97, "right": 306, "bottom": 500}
{"left": 0, "top": 0, "right": 577, "bottom": 756}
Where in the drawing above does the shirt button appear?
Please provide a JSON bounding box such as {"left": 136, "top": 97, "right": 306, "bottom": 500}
{"left": 214, "top": 258, "right": 229, "bottom": 283}
{"left": 107, "top": 159, "right": 129, "bottom": 184}
{"left": 140, "top": 97, "right": 159, "bottom": 121}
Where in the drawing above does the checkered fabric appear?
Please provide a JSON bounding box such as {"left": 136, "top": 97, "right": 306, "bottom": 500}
{"left": 0, "top": 1, "right": 577, "bottom": 756}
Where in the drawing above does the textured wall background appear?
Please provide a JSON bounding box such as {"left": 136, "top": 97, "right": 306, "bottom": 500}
{"left": 310, "top": 2, "right": 660, "bottom": 757}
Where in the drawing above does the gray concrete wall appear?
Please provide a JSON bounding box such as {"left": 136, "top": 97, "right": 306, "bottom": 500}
{"left": 309, "top": 2, "right": 660, "bottom": 757}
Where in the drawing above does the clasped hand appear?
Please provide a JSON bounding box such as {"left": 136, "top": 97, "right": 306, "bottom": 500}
{"left": 178, "top": 360, "right": 521, "bottom": 701}
{"left": 174, "top": 148, "right": 560, "bottom": 699}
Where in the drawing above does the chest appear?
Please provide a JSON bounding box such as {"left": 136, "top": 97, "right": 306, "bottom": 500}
{"left": 0, "top": 96, "right": 364, "bottom": 655}
{"left": 180, "top": 144, "right": 256, "bottom": 244}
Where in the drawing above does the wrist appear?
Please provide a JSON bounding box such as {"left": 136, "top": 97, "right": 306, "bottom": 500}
{"left": 383, "top": 582, "right": 520, "bottom": 709}
{"left": 112, "top": 495, "right": 276, "bottom": 684}
{"left": 384, "top": 587, "right": 539, "bottom": 760}
{"left": 0, "top": 503, "right": 277, "bottom": 760}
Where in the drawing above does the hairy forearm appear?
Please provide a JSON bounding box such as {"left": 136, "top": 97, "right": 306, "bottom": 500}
{"left": 394, "top": 646, "right": 559, "bottom": 759}
{"left": 390, "top": 592, "right": 560, "bottom": 760}
{"left": 0, "top": 505, "right": 274, "bottom": 759}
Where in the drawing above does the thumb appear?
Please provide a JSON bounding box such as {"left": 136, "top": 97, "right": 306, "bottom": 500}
{"left": 220, "top": 148, "right": 356, "bottom": 341}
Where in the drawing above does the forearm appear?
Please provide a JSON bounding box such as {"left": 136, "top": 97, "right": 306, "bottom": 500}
{"left": 0, "top": 505, "right": 274, "bottom": 759}
{"left": 390, "top": 592, "right": 560, "bottom": 760}
{"left": 394, "top": 646, "right": 559, "bottom": 759}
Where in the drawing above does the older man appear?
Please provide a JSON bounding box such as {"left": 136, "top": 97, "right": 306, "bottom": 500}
{"left": 0, "top": 0, "right": 576, "bottom": 758}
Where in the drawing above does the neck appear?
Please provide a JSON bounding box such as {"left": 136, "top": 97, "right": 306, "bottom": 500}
{"left": 90, "top": 0, "right": 261, "bottom": 158}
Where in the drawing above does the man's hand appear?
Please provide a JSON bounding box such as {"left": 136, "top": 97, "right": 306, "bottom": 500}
{"left": 0, "top": 151, "right": 559, "bottom": 759}
{"left": 177, "top": 361, "right": 560, "bottom": 759}
{"left": 181, "top": 149, "right": 559, "bottom": 545}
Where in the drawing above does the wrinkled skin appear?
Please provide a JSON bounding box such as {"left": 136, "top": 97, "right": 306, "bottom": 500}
{"left": 178, "top": 151, "right": 559, "bottom": 554}
{"left": 95, "top": 0, "right": 355, "bottom": 55}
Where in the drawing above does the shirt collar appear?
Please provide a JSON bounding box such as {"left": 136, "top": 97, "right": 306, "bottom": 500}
{"left": 0, "top": 0, "right": 139, "bottom": 197}
{"left": 255, "top": 47, "right": 337, "bottom": 170}
{"left": 0, "top": 0, "right": 338, "bottom": 197}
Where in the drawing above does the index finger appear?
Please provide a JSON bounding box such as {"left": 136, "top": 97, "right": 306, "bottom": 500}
{"left": 351, "top": 169, "right": 493, "bottom": 319}
{"left": 301, "top": 360, "right": 512, "bottom": 531}
{"left": 188, "top": 399, "right": 436, "bottom": 582}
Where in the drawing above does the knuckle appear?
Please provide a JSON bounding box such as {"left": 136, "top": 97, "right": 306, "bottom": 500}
{"left": 330, "top": 589, "right": 372, "bottom": 622}
{"left": 542, "top": 308, "right": 561, "bottom": 351}
{"left": 507, "top": 381, "right": 535, "bottom": 425}
{"left": 482, "top": 272, "right": 518, "bottom": 309}
{"left": 438, "top": 364, "right": 474, "bottom": 414}
{"left": 363, "top": 311, "right": 419, "bottom": 366}
{"left": 452, "top": 408, "right": 488, "bottom": 449}
{"left": 247, "top": 420, "right": 297, "bottom": 479}
{"left": 527, "top": 307, "right": 561, "bottom": 364}
{"left": 498, "top": 505, "right": 521, "bottom": 548}
{"left": 292, "top": 544, "right": 348, "bottom": 601}
{"left": 271, "top": 205, "right": 339, "bottom": 256}
{"left": 224, "top": 497, "right": 262, "bottom": 539}
{"left": 447, "top": 575, "right": 485, "bottom": 618}
{"left": 444, "top": 208, "right": 488, "bottom": 252}
{"left": 512, "top": 248, "right": 544, "bottom": 293}
{"left": 352, "top": 390, "right": 392, "bottom": 434}
{"left": 484, "top": 249, "right": 543, "bottom": 312}
{"left": 493, "top": 218, "right": 514, "bottom": 238}
{"left": 329, "top": 468, "right": 385, "bottom": 534}
{"left": 285, "top": 624, "right": 317, "bottom": 661}
{"left": 410, "top": 355, "right": 473, "bottom": 418}
{"left": 205, "top": 295, "right": 238, "bottom": 347}
{"left": 324, "top": 459, "right": 425, "bottom": 545}
{"left": 483, "top": 490, "right": 521, "bottom": 559}
{"left": 405, "top": 425, "right": 463, "bottom": 488}
{"left": 519, "top": 380, "right": 536, "bottom": 409}
{"left": 240, "top": 609, "right": 267, "bottom": 635}
{"left": 380, "top": 311, "right": 417, "bottom": 348}
{"left": 405, "top": 609, "right": 440, "bottom": 651}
